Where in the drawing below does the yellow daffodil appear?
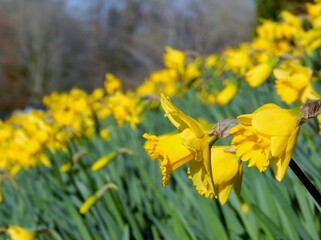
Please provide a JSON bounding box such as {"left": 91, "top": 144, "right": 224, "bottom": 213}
{"left": 184, "top": 61, "right": 201, "bottom": 85}
{"left": 277, "top": 11, "right": 303, "bottom": 40}
{"left": 164, "top": 46, "right": 186, "bottom": 75}
{"left": 224, "top": 44, "right": 253, "bottom": 74}
{"left": 7, "top": 225, "right": 36, "bottom": 240}
{"left": 144, "top": 94, "right": 217, "bottom": 196}
{"left": 216, "top": 81, "right": 238, "bottom": 105}
{"left": 205, "top": 54, "right": 218, "bottom": 69}
{"left": 245, "top": 62, "right": 274, "bottom": 88}
{"left": 107, "top": 91, "right": 144, "bottom": 129}
{"left": 300, "top": 29, "right": 321, "bottom": 55}
{"left": 274, "top": 60, "right": 318, "bottom": 104}
{"left": 210, "top": 146, "right": 242, "bottom": 205}
{"left": 231, "top": 103, "right": 300, "bottom": 181}
{"left": 307, "top": 2, "right": 321, "bottom": 28}
{"left": 104, "top": 73, "right": 122, "bottom": 95}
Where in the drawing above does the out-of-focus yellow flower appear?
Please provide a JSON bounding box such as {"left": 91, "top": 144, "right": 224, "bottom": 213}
{"left": 257, "top": 20, "right": 277, "bottom": 41}
{"left": 104, "top": 73, "right": 122, "bottom": 95}
{"left": 231, "top": 103, "right": 301, "bottom": 181}
{"left": 300, "top": 29, "right": 321, "bottom": 55}
{"left": 107, "top": 92, "right": 143, "bottom": 129}
{"left": 185, "top": 61, "right": 201, "bottom": 84}
{"left": 90, "top": 88, "right": 105, "bottom": 101}
{"left": 245, "top": 62, "right": 274, "bottom": 88}
{"left": 144, "top": 94, "right": 217, "bottom": 196}
{"left": 91, "top": 152, "right": 117, "bottom": 172}
{"left": 198, "top": 91, "right": 216, "bottom": 105}
{"left": 211, "top": 146, "right": 242, "bottom": 205}
{"left": 100, "top": 128, "right": 110, "bottom": 141}
{"left": 164, "top": 46, "right": 186, "bottom": 75}
{"left": 224, "top": 44, "right": 253, "bottom": 74}
{"left": 205, "top": 54, "right": 218, "bottom": 69}
{"left": 307, "top": 2, "right": 321, "bottom": 27}
{"left": 254, "top": 19, "right": 294, "bottom": 57}
{"left": 277, "top": 11, "right": 303, "bottom": 40}
{"left": 44, "top": 89, "right": 96, "bottom": 139}
{"left": 7, "top": 225, "right": 35, "bottom": 240}
{"left": 0, "top": 110, "right": 54, "bottom": 172}
{"left": 274, "top": 60, "right": 318, "bottom": 104}
{"left": 216, "top": 81, "right": 238, "bottom": 105}
{"left": 136, "top": 69, "right": 178, "bottom": 97}
{"left": 281, "top": 11, "right": 302, "bottom": 29}
{"left": 60, "top": 162, "right": 72, "bottom": 173}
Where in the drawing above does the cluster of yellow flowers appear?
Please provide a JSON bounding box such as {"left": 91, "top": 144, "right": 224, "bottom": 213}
{"left": 136, "top": 47, "right": 202, "bottom": 97}
{"left": 143, "top": 1, "right": 321, "bottom": 205}
{"left": 196, "top": 2, "right": 321, "bottom": 106}
{"left": 135, "top": 2, "right": 321, "bottom": 108}
{"left": 144, "top": 94, "right": 317, "bottom": 205}
{"left": 0, "top": 74, "right": 145, "bottom": 189}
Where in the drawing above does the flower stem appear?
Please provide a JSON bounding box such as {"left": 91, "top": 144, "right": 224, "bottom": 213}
{"left": 289, "top": 158, "right": 321, "bottom": 210}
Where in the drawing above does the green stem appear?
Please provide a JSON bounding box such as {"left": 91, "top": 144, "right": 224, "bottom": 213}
{"left": 289, "top": 158, "right": 321, "bottom": 209}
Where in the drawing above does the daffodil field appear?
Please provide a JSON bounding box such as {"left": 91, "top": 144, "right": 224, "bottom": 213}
{"left": 1, "top": 2, "right": 321, "bottom": 240}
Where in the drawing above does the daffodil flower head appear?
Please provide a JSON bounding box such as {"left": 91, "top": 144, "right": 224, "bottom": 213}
{"left": 144, "top": 94, "right": 217, "bottom": 195}
{"left": 161, "top": 94, "right": 218, "bottom": 190}
{"left": 231, "top": 103, "right": 300, "bottom": 181}
{"left": 274, "top": 60, "right": 318, "bottom": 104}
{"left": 164, "top": 46, "right": 186, "bottom": 75}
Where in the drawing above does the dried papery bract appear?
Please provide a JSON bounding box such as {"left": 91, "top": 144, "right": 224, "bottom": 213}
{"left": 298, "top": 100, "right": 321, "bottom": 122}
{"left": 208, "top": 118, "right": 239, "bottom": 138}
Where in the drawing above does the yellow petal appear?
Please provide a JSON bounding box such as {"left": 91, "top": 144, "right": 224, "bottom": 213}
{"left": 273, "top": 69, "right": 289, "bottom": 79}
{"left": 211, "top": 146, "right": 242, "bottom": 204}
{"left": 217, "top": 183, "right": 234, "bottom": 205}
{"left": 160, "top": 94, "right": 204, "bottom": 138}
{"left": 273, "top": 127, "right": 300, "bottom": 181}
{"left": 211, "top": 147, "right": 240, "bottom": 184}
{"left": 253, "top": 103, "right": 280, "bottom": 113}
{"left": 252, "top": 109, "right": 298, "bottom": 136}
{"left": 245, "top": 63, "right": 272, "bottom": 88}
{"left": 270, "top": 136, "right": 289, "bottom": 157}
{"left": 180, "top": 128, "right": 202, "bottom": 151}
{"left": 189, "top": 160, "right": 215, "bottom": 198}
{"left": 237, "top": 114, "right": 253, "bottom": 125}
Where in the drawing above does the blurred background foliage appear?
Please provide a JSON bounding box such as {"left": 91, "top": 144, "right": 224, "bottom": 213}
{"left": 1, "top": 0, "right": 256, "bottom": 111}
